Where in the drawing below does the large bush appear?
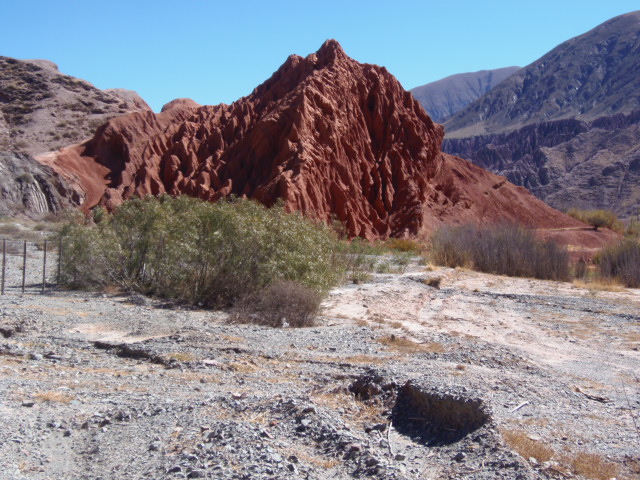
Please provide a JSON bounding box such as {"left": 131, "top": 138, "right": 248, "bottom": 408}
{"left": 596, "top": 240, "right": 640, "bottom": 288}
{"left": 58, "top": 196, "right": 344, "bottom": 307}
{"left": 429, "top": 223, "right": 570, "bottom": 281}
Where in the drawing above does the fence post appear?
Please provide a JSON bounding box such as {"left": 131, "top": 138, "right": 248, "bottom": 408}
{"left": 42, "top": 240, "right": 47, "bottom": 295}
{"left": 1, "top": 239, "right": 5, "bottom": 295}
{"left": 21, "top": 240, "right": 27, "bottom": 295}
{"left": 57, "top": 238, "right": 62, "bottom": 286}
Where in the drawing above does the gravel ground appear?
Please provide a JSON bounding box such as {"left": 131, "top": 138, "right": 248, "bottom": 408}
{"left": 0, "top": 250, "right": 639, "bottom": 480}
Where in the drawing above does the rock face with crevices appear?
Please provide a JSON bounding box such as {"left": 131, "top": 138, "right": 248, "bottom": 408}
{"left": 0, "top": 151, "right": 79, "bottom": 217}
{"left": 39, "top": 40, "right": 581, "bottom": 239}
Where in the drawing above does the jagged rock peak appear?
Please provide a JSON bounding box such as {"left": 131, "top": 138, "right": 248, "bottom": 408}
{"left": 316, "top": 38, "right": 347, "bottom": 60}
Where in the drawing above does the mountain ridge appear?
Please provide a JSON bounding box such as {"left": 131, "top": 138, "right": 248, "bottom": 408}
{"left": 0, "top": 56, "right": 151, "bottom": 156}
{"left": 410, "top": 67, "right": 520, "bottom": 123}
{"left": 445, "top": 11, "right": 640, "bottom": 138}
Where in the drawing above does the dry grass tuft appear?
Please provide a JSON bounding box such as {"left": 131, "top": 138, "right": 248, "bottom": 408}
{"left": 166, "top": 352, "right": 197, "bottom": 363}
{"left": 501, "top": 429, "right": 554, "bottom": 463}
{"left": 377, "top": 334, "right": 445, "bottom": 354}
{"left": 230, "top": 280, "right": 321, "bottom": 328}
{"left": 560, "top": 452, "right": 618, "bottom": 480}
{"left": 573, "top": 279, "right": 624, "bottom": 293}
{"left": 423, "top": 276, "right": 442, "bottom": 289}
{"left": 227, "top": 361, "right": 259, "bottom": 374}
{"left": 34, "top": 391, "right": 74, "bottom": 404}
{"left": 384, "top": 238, "right": 424, "bottom": 253}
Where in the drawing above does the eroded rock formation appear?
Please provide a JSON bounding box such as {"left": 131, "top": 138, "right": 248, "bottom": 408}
{"left": 39, "top": 40, "right": 580, "bottom": 239}
{"left": 0, "top": 151, "right": 80, "bottom": 217}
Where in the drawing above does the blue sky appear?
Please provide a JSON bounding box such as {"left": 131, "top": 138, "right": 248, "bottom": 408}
{"left": 2, "top": 1, "right": 638, "bottom": 112}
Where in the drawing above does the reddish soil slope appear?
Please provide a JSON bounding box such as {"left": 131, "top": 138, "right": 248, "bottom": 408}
{"left": 38, "top": 40, "right": 582, "bottom": 239}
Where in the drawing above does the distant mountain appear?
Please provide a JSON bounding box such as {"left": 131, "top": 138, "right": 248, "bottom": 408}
{"left": 443, "top": 11, "right": 640, "bottom": 217}
{"left": 410, "top": 67, "right": 520, "bottom": 123}
{"left": 445, "top": 11, "right": 640, "bottom": 138}
{"left": 0, "top": 56, "right": 150, "bottom": 156}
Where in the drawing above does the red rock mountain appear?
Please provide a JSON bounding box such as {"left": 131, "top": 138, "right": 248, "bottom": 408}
{"left": 39, "top": 40, "right": 581, "bottom": 239}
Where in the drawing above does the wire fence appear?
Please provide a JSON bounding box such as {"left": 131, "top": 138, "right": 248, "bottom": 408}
{"left": 0, "top": 238, "right": 62, "bottom": 295}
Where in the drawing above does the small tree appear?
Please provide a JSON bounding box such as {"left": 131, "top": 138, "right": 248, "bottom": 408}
{"left": 567, "top": 208, "right": 621, "bottom": 232}
{"left": 585, "top": 210, "right": 616, "bottom": 231}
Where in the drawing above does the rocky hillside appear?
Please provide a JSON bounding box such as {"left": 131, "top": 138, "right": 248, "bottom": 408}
{"left": 0, "top": 151, "right": 80, "bottom": 217}
{"left": 444, "top": 111, "right": 640, "bottom": 216}
{"left": 38, "top": 40, "right": 580, "bottom": 240}
{"left": 445, "top": 11, "right": 640, "bottom": 138}
{"left": 442, "top": 11, "right": 640, "bottom": 217}
{"left": 0, "top": 56, "right": 150, "bottom": 156}
{"left": 410, "top": 67, "right": 520, "bottom": 123}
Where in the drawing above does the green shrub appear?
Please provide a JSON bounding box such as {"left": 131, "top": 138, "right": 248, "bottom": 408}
{"left": 384, "top": 238, "right": 424, "bottom": 254}
{"left": 567, "top": 208, "right": 622, "bottom": 232}
{"left": 58, "top": 196, "right": 344, "bottom": 306}
{"left": 429, "top": 223, "right": 570, "bottom": 281}
{"left": 596, "top": 240, "right": 640, "bottom": 288}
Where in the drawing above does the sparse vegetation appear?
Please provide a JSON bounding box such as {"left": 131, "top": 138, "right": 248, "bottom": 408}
{"left": 625, "top": 218, "right": 640, "bottom": 238}
{"left": 429, "top": 223, "right": 570, "bottom": 281}
{"left": 58, "top": 196, "right": 344, "bottom": 308}
{"left": 340, "top": 238, "right": 378, "bottom": 284}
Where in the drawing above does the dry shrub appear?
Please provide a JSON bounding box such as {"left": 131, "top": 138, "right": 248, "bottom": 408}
{"left": 572, "top": 279, "right": 624, "bottom": 293}
{"left": 501, "top": 429, "right": 554, "bottom": 463}
{"left": 423, "top": 276, "right": 442, "bottom": 289}
{"left": 596, "top": 239, "right": 640, "bottom": 288}
{"left": 574, "top": 258, "right": 588, "bottom": 279}
{"left": 230, "top": 280, "right": 321, "bottom": 328}
{"left": 0, "top": 224, "right": 21, "bottom": 236}
{"left": 384, "top": 238, "right": 423, "bottom": 253}
{"left": 429, "top": 223, "right": 570, "bottom": 281}
{"left": 561, "top": 452, "right": 618, "bottom": 480}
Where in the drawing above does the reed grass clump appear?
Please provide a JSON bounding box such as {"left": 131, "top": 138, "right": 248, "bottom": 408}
{"left": 596, "top": 239, "right": 640, "bottom": 288}
{"left": 429, "top": 223, "right": 570, "bottom": 281}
